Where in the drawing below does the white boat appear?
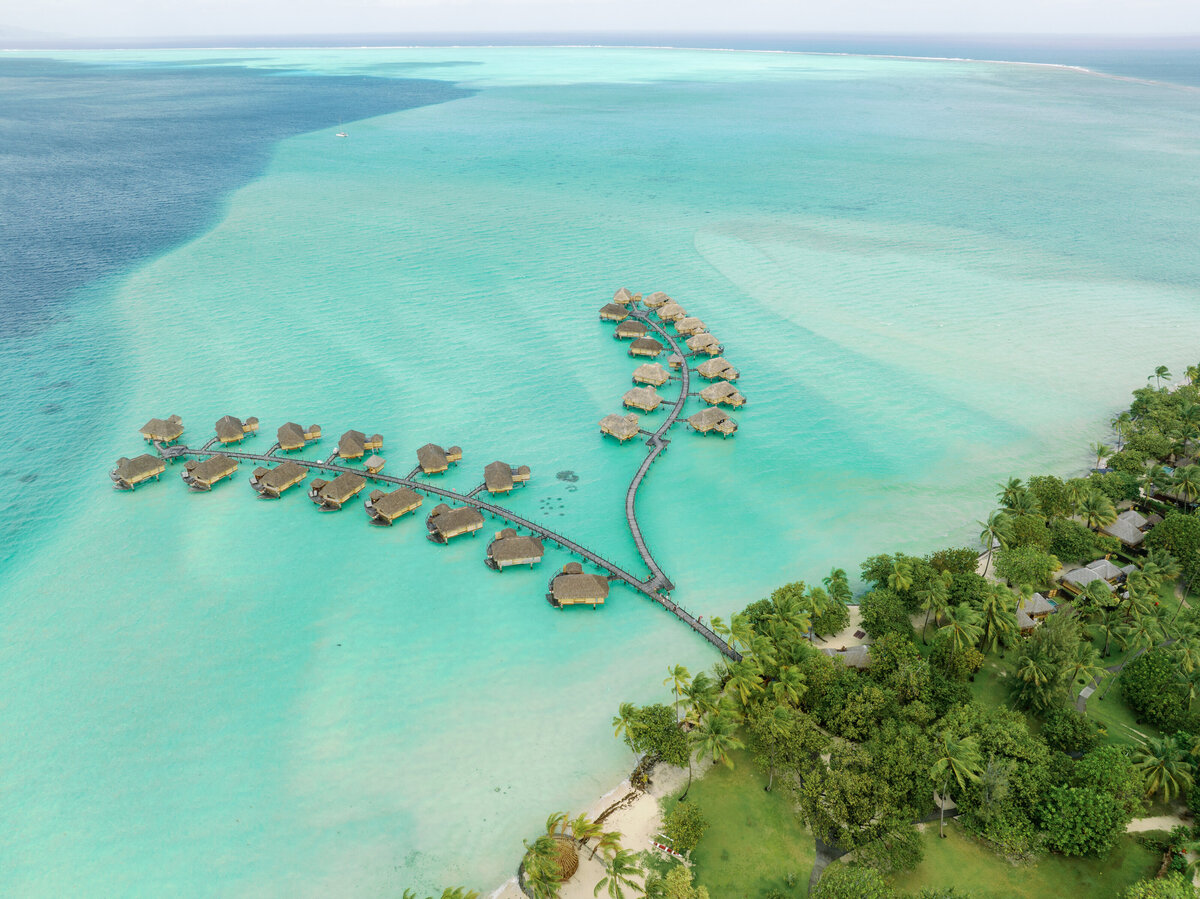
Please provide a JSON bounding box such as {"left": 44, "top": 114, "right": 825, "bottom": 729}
{"left": 336, "top": 131, "right": 348, "bottom": 138}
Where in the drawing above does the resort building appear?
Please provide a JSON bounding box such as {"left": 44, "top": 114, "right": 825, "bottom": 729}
{"left": 337, "top": 430, "right": 383, "bottom": 460}
{"left": 674, "top": 317, "right": 706, "bottom": 337}
{"left": 110, "top": 454, "right": 166, "bottom": 490}
{"left": 484, "top": 460, "right": 532, "bottom": 494}
{"left": 214, "top": 415, "right": 259, "bottom": 444}
{"left": 364, "top": 455, "right": 386, "bottom": 475}
{"left": 485, "top": 528, "right": 546, "bottom": 570}
{"left": 628, "top": 337, "right": 664, "bottom": 358}
{"left": 623, "top": 386, "right": 663, "bottom": 413}
{"left": 277, "top": 422, "right": 321, "bottom": 452}
{"left": 632, "top": 363, "right": 669, "bottom": 386}
{"left": 1101, "top": 510, "right": 1157, "bottom": 548}
{"left": 1016, "top": 593, "right": 1056, "bottom": 633}
{"left": 309, "top": 472, "right": 367, "bottom": 510}
{"left": 696, "top": 357, "right": 739, "bottom": 381}
{"left": 655, "top": 302, "right": 686, "bottom": 322}
{"left": 614, "top": 319, "right": 648, "bottom": 340}
{"left": 699, "top": 381, "right": 746, "bottom": 408}
{"left": 364, "top": 486, "right": 423, "bottom": 524}
{"left": 426, "top": 503, "right": 485, "bottom": 543}
{"left": 182, "top": 455, "right": 239, "bottom": 491}
{"left": 686, "top": 333, "right": 722, "bottom": 355}
{"left": 1059, "top": 559, "right": 1124, "bottom": 595}
{"left": 667, "top": 353, "right": 684, "bottom": 370}
{"left": 548, "top": 562, "right": 609, "bottom": 607}
{"left": 643, "top": 291, "right": 670, "bottom": 308}
{"left": 599, "top": 303, "right": 630, "bottom": 322}
{"left": 250, "top": 460, "right": 309, "bottom": 498}
{"left": 417, "top": 443, "right": 463, "bottom": 474}
{"left": 688, "top": 407, "right": 738, "bottom": 437}
{"left": 140, "top": 415, "right": 183, "bottom": 444}
{"left": 820, "top": 645, "right": 872, "bottom": 670}
{"left": 612, "top": 287, "right": 635, "bottom": 305}
{"left": 600, "top": 413, "right": 641, "bottom": 442}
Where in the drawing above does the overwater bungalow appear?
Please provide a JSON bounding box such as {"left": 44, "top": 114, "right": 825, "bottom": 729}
{"left": 337, "top": 430, "right": 384, "bottom": 460}
{"left": 700, "top": 380, "right": 746, "bottom": 408}
{"left": 485, "top": 528, "right": 545, "bottom": 570}
{"left": 426, "top": 503, "right": 485, "bottom": 543}
{"left": 417, "top": 443, "right": 463, "bottom": 474}
{"left": 599, "top": 303, "right": 630, "bottom": 322}
{"left": 612, "top": 287, "right": 635, "bottom": 306}
{"left": 548, "top": 562, "right": 609, "bottom": 607}
{"left": 364, "top": 486, "right": 423, "bottom": 524}
{"left": 643, "top": 291, "right": 671, "bottom": 309}
{"left": 309, "top": 472, "right": 367, "bottom": 510}
{"left": 182, "top": 455, "right": 238, "bottom": 491}
{"left": 628, "top": 337, "right": 664, "bottom": 358}
{"left": 214, "top": 415, "right": 259, "bottom": 444}
{"left": 250, "top": 460, "right": 308, "bottom": 498}
{"left": 484, "top": 460, "right": 531, "bottom": 494}
{"left": 277, "top": 422, "right": 321, "bottom": 452}
{"left": 623, "top": 386, "right": 663, "bottom": 413}
{"left": 632, "top": 363, "right": 669, "bottom": 386}
{"left": 667, "top": 353, "right": 684, "bottom": 370}
{"left": 364, "top": 455, "right": 386, "bottom": 475}
{"left": 656, "top": 302, "right": 686, "bottom": 322}
{"left": 674, "top": 317, "right": 706, "bottom": 337}
{"left": 140, "top": 415, "right": 183, "bottom": 444}
{"left": 696, "top": 357, "right": 739, "bottom": 381}
{"left": 110, "top": 453, "right": 166, "bottom": 490}
{"left": 686, "top": 333, "right": 722, "bottom": 356}
{"left": 600, "top": 413, "right": 641, "bottom": 442}
{"left": 688, "top": 407, "right": 738, "bottom": 437}
{"left": 614, "top": 319, "right": 648, "bottom": 340}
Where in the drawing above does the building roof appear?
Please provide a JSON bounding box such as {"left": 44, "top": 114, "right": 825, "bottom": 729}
{"left": 1102, "top": 518, "right": 1145, "bottom": 547}
{"left": 696, "top": 357, "right": 739, "bottom": 380}
{"left": 1118, "top": 509, "right": 1149, "bottom": 529}
{"left": 140, "top": 415, "right": 183, "bottom": 442}
{"left": 688, "top": 406, "right": 737, "bottom": 433}
{"left": 821, "top": 645, "right": 871, "bottom": 669}
{"left": 278, "top": 422, "right": 306, "bottom": 450}
{"left": 1018, "top": 593, "right": 1055, "bottom": 616}
{"left": 484, "top": 460, "right": 515, "bottom": 492}
{"left": 632, "top": 363, "right": 669, "bottom": 386}
{"left": 368, "top": 486, "right": 422, "bottom": 519}
{"left": 600, "top": 303, "right": 630, "bottom": 321}
{"left": 656, "top": 302, "right": 686, "bottom": 321}
{"left": 1086, "top": 558, "right": 1125, "bottom": 580}
{"left": 699, "top": 381, "right": 745, "bottom": 406}
{"left": 643, "top": 291, "right": 670, "bottom": 308}
{"left": 628, "top": 337, "right": 664, "bottom": 357}
{"left": 417, "top": 443, "right": 450, "bottom": 472}
{"left": 674, "top": 317, "right": 706, "bottom": 335}
{"left": 600, "top": 413, "right": 640, "bottom": 440}
{"left": 615, "top": 319, "right": 648, "bottom": 339}
{"left": 316, "top": 472, "right": 366, "bottom": 502}
{"left": 1016, "top": 608, "right": 1037, "bottom": 630}
{"left": 187, "top": 454, "right": 237, "bottom": 482}
{"left": 428, "top": 503, "right": 484, "bottom": 534}
{"left": 686, "top": 333, "right": 720, "bottom": 351}
{"left": 364, "top": 454, "right": 386, "bottom": 473}
{"left": 115, "top": 454, "right": 165, "bottom": 481}
{"left": 488, "top": 528, "right": 545, "bottom": 564}
{"left": 258, "top": 460, "right": 308, "bottom": 490}
{"left": 338, "top": 430, "right": 367, "bottom": 458}
{"left": 214, "top": 415, "right": 249, "bottom": 443}
{"left": 551, "top": 567, "right": 610, "bottom": 602}
{"left": 623, "top": 386, "right": 663, "bottom": 412}
{"left": 612, "top": 287, "right": 634, "bottom": 305}
{"left": 1061, "top": 567, "right": 1113, "bottom": 591}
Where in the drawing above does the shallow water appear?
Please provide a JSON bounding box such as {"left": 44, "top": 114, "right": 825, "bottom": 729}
{"left": 2, "top": 47, "right": 1200, "bottom": 894}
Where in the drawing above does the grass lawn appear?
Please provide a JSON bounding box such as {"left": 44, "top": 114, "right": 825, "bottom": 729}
{"left": 668, "top": 748, "right": 814, "bottom": 898}
{"left": 887, "top": 821, "right": 1159, "bottom": 898}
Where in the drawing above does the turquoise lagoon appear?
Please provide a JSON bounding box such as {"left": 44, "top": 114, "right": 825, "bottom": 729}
{"left": 3, "top": 47, "right": 1200, "bottom": 894}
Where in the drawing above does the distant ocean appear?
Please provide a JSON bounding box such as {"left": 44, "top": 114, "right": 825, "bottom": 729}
{"left": 2, "top": 39, "right": 1199, "bottom": 895}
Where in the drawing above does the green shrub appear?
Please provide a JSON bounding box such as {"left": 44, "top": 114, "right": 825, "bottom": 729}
{"left": 994, "top": 545, "right": 1060, "bottom": 590}
{"left": 811, "top": 864, "right": 895, "bottom": 899}
{"left": 926, "top": 547, "right": 981, "bottom": 575}
{"left": 1037, "top": 785, "right": 1125, "bottom": 856}
{"left": 1041, "top": 708, "right": 1101, "bottom": 754}
{"left": 663, "top": 800, "right": 708, "bottom": 853}
{"left": 1124, "top": 874, "right": 1198, "bottom": 899}
{"left": 1122, "top": 649, "right": 1189, "bottom": 732}
{"left": 1048, "top": 519, "right": 1097, "bottom": 564}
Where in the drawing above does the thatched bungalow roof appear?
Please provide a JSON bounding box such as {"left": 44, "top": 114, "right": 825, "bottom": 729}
{"left": 656, "top": 302, "right": 686, "bottom": 322}
{"left": 550, "top": 562, "right": 609, "bottom": 606}
{"left": 600, "top": 413, "right": 640, "bottom": 442}
{"left": 427, "top": 503, "right": 485, "bottom": 541}
{"left": 674, "top": 317, "right": 706, "bottom": 336}
{"left": 278, "top": 422, "right": 321, "bottom": 451}
{"left": 821, "top": 645, "right": 871, "bottom": 669}
{"left": 600, "top": 303, "right": 630, "bottom": 322}
{"left": 364, "top": 455, "right": 386, "bottom": 475}
{"left": 311, "top": 472, "right": 367, "bottom": 509}
{"left": 111, "top": 453, "right": 165, "bottom": 489}
{"left": 1017, "top": 608, "right": 1038, "bottom": 631}
{"left": 643, "top": 291, "right": 670, "bottom": 308}
{"left": 417, "top": 443, "right": 454, "bottom": 474}
{"left": 365, "top": 486, "right": 423, "bottom": 523}
{"left": 1119, "top": 509, "right": 1150, "bottom": 530}
{"left": 183, "top": 454, "right": 238, "bottom": 490}
{"left": 215, "top": 415, "right": 257, "bottom": 444}
{"left": 667, "top": 353, "right": 684, "bottom": 369}
{"left": 338, "top": 430, "right": 368, "bottom": 459}
{"left": 1102, "top": 517, "right": 1144, "bottom": 547}
{"left": 696, "top": 357, "right": 739, "bottom": 381}
{"left": 632, "top": 363, "right": 669, "bottom": 386}
{"left": 628, "top": 337, "right": 664, "bottom": 358}
{"left": 252, "top": 460, "right": 308, "bottom": 496}
{"left": 1060, "top": 567, "right": 1113, "bottom": 594}
{"left": 612, "top": 287, "right": 634, "bottom": 306}
{"left": 699, "top": 381, "right": 746, "bottom": 407}
{"left": 487, "top": 528, "right": 546, "bottom": 569}
{"left": 623, "top": 386, "right": 663, "bottom": 412}
{"left": 485, "top": 460, "right": 517, "bottom": 493}
{"left": 1086, "top": 558, "right": 1124, "bottom": 581}
{"left": 140, "top": 414, "right": 183, "bottom": 443}
{"left": 686, "top": 333, "right": 721, "bottom": 354}
{"left": 1018, "top": 593, "right": 1055, "bottom": 618}
{"left": 614, "top": 319, "right": 648, "bottom": 340}
{"left": 688, "top": 407, "right": 738, "bottom": 436}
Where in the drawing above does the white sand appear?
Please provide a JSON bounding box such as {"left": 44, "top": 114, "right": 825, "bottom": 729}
{"left": 816, "top": 605, "right": 868, "bottom": 650}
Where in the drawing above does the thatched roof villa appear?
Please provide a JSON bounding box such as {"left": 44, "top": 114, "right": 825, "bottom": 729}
{"left": 1102, "top": 510, "right": 1153, "bottom": 548}
{"left": 426, "top": 503, "right": 485, "bottom": 543}
{"left": 820, "top": 645, "right": 871, "bottom": 669}
{"left": 643, "top": 291, "right": 670, "bottom": 309}
{"left": 623, "top": 386, "right": 663, "bottom": 413}
{"left": 1059, "top": 560, "right": 1122, "bottom": 595}
{"left": 600, "top": 303, "right": 630, "bottom": 322}
{"left": 600, "top": 413, "right": 641, "bottom": 442}
{"left": 667, "top": 353, "right": 684, "bottom": 370}
{"left": 309, "top": 472, "right": 367, "bottom": 510}
{"left": 140, "top": 415, "right": 183, "bottom": 444}
{"left": 417, "top": 443, "right": 463, "bottom": 474}
{"left": 182, "top": 455, "right": 238, "bottom": 491}
{"left": 628, "top": 337, "right": 664, "bottom": 358}
{"left": 486, "top": 528, "right": 546, "bottom": 570}
{"left": 337, "top": 429, "right": 383, "bottom": 460}
{"left": 277, "top": 422, "right": 321, "bottom": 452}
{"left": 250, "top": 460, "right": 308, "bottom": 498}
{"left": 614, "top": 319, "right": 648, "bottom": 340}
{"left": 548, "top": 562, "right": 609, "bottom": 607}
{"left": 688, "top": 407, "right": 738, "bottom": 437}
{"left": 696, "top": 357, "right": 739, "bottom": 381}
{"left": 214, "top": 415, "right": 259, "bottom": 444}
{"left": 700, "top": 380, "right": 746, "bottom": 408}
{"left": 632, "top": 363, "right": 669, "bottom": 386}
{"left": 656, "top": 302, "right": 686, "bottom": 322}
{"left": 674, "top": 317, "right": 706, "bottom": 337}
{"left": 484, "top": 460, "right": 531, "bottom": 494}
{"left": 364, "top": 486, "right": 423, "bottom": 524}
{"left": 686, "top": 333, "right": 722, "bottom": 355}
{"left": 364, "top": 455, "right": 386, "bottom": 475}
{"left": 612, "top": 287, "right": 635, "bottom": 306}
{"left": 110, "top": 453, "right": 166, "bottom": 490}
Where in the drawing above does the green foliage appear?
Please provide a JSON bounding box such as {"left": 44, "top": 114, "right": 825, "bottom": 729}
{"left": 1047, "top": 518, "right": 1097, "bottom": 564}
{"left": 1038, "top": 785, "right": 1125, "bottom": 857}
{"left": 1108, "top": 449, "right": 1150, "bottom": 474}
{"left": 854, "top": 824, "right": 925, "bottom": 875}
{"left": 869, "top": 634, "right": 931, "bottom": 704}
{"left": 1145, "top": 513, "right": 1200, "bottom": 575}
{"left": 994, "top": 545, "right": 1061, "bottom": 590}
{"left": 1008, "top": 514, "right": 1052, "bottom": 551}
{"left": 657, "top": 865, "right": 710, "bottom": 899}
{"left": 926, "top": 547, "right": 982, "bottom": 575}
{"left": 947, "top": 572, "right": 990, "bottom": 609}
{"left": 859, "top": 589, "right": 916, "bottom": 642}
{"left": 625, "top": 704, "right": 690, "bottom": 767}
{"left": 1041, "top": 707, "right": 1102, "bottom": 755}
{"left": 1127, "top": 429, "right": 1174, "bottom": 461}
{"left": 662, "top": 800, "right": 708, "bottom": 853}
{"left": 1010, "top": 613, "right": 1081, "bottom": 713}
{"left": 1090, "top": 470, "right": 1142, "bottom": 504}
{"left": 1073, "top": 745, "right": 1146, "bottom": 820}
{"left": 1028, "top": 475, "right": 1073, "bottom": 520}
{"left": 930, "top": 636, "right": 978, "bottom": 683}
{"left": 1123, "top": 874, "right": 1199, "bottom": 899}
{"left": 811, "top": 864, "right": 895, "bottom": 899}
{"left": 1122, "top": 649, "right": 1190, "bottom": 732}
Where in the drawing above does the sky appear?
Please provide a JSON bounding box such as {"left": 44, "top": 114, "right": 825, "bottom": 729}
{"left": 3, "top": 0, "right": 1199, "bottom": 40}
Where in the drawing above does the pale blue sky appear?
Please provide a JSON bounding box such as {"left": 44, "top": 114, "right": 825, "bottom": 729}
{"left": 5, "top": 0, "right": 1199, "bottom": 39}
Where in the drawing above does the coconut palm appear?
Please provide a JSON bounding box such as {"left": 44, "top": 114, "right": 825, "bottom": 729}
{"left": 1141, "top": 463, "right": 1171, "bottom": 499}
{"left": 1098, "top": 609, "right": 1130, "bottom": 658}
{"left": 1135, "top": 734, "right": 1194, "bottom": 801}
{"left": 917, "top": 571, "right": 952, "bottom": 644}
{"left": 1151, "top": 365, "right": 1172, "bottom": 389}
{"left": 1147, "top": 548, "right": 1183, "bottom": 585}
{"left": 567, "top": 813, "right": 604, "bottom": 858}
{"left": 663, "top": 665, "right": 691, "bottom": 722}
{"left": 1187, "top": 364, "right": 1200, "bottom": 386}
{"left": 931, "top": 732, "right": 983, "bottom": 838}
{"left": 1171, "top": 464, "right": 1200, "bottom": 505}
{"left": 1181, "top": 667, "right": 1200, "bottom": 712}
{"left": 726, "top": 660, "right": 764, "bottom": 708}
{"left": 593, "top": 848, "right": 643, "bottom": 899}
{"left": 1077, "top": 490, "right": 1118, "bottom": 530}
{"left": 1090, "top": 442, "right": 1111, "bottom": 469}
{"left": 729, "top": 614, "right": 755, "bottom": 654}
{"left": 1101, "top": 611, "right": 1163, "bottom": 699}
{"left": 770, "top": 664, "right": 806, "bottom": 708}
{"left": 680, "top": 711, "right": 743, "bottom": 800}
{"left": 979, "top": 584, "right": 1018, "bottom": 655}
{"left": 1003, "top": 489, "right": 1042, "bottom": 518}
{"left": 612, "top": 703, "right": 640, "bottom": 762}
{"left": 1172, "top": 636, "right": 1200, "bottom": 676}
{"left": 589, "top": 829, "right": 621, "bottom": 863}
{"left": 1062, "top": 642, "right": 1108, "bottom": 699}
{"left": 939, "top": 603, "right": 983, "bottom": 653}
{"left": 681, "top": 671, "right": 718, "bottom": 724}
{"left": 978, "top": 511, "right": 1013, "bottom": 576}
{"left": 1111, "top": 411, "right": 1133, "bottom": 450}
{"left": 997, "top": 477, "right": 1025, "bottom": 507}
{"left": 757, "top": 703, "right": 795, "bottom": 792}
{"left": 887, "top": 557, "right": 915, "bottom": 594}
{"left": 773, "top": 591, "right": 813, "bottom": 637}
{"left": 522, "top": 832, "right": 577, "bottom": 899}
{"left": 823, "top": 568, "right": 852, "bottom": 606}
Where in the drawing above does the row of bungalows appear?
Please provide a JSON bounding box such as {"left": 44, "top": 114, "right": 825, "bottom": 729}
{"left": 1016, "top": 592, "right": 1057, "bottom": 634}
{"left": 484, "top": 460, "right": 531, "bottom": 494}
{"left": 417, "top": 443, "right": 463, "bottom": 475}
{"left": 140, "top": 415, "right": 184, "bottom": 445}
{"left": 821, "top": 645, "right": 871, "bottom": 670}
{"left": 1059, "top": 558, "right": 1135, "bottom": 596}
{"left": 599, "top": 303, "right": 630, "bottom": 322}
{"left": 614, "top": 319, "right": 648, "bottom": 340}
{"left": 632, "top": 362, "right": 669, "bottom": 387}
{"left": 600, "top": 413, "right": 641, "bottom": 442}
{"left": 365, "top": 486, "right": 423, "bottom": 524}
{"left": 642, "top": 291, "right": 671, "bottom": 309}
{"left": 686, "top": 333, "right": 722, "bottom": 356}
{"left": 674, "top": 317, "right": 706, "bottom": 337}
{"left": 629, "top": 337, "right": 664, "bottom": 358}
{"left": 1101, "top": 509, "right": 1163, "bottom": 549}
{"left": 309, "top": 472, "right": 366, "bottom": 510}
{"left": 251, "top": 460, "right": 308, "bottom": 498}
{"left": 656, "top": 302, "right": 687, "bottom": 323}
{"left": 696, "top": 357, "right": 739, "bottom": 381}
{"left": 699, "top": 381, "right": 746, "bottom": 408}
{"left": 111, "top": 453, "right": 166, "bottom": 490}
{"left": 338, "top": 430, "right": 383, "bottom": 460}
{"left": 214, "top": 415, "right": 259, "bottom": 444}
{"left": 485, "top": 528, "right": 546, "bottom": 570}
{"left": 277, "top": 422, "right": 322, "bottom": 452}
{"left": 623, "top": 386, "right": 663, "bottom": 413}
{"left": 182, "top": 455, "right": 238, "bottom": 491}
{"left": 426, "top": 503, "right": 485, "bottom": 543}
{"left": 547, "top": 562, "right": 609, "bottom": 607}
{"left": 688, "top": 407, "right": 737, "bottom": 437}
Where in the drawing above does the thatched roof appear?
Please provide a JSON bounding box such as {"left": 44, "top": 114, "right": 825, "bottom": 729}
{"left": 600, "top": 413, "right": 640, "bottom": 440}
{"left": 656, "top": 302, "right": 686, "bottom": 322}
{"left": 418, "top": 443, "right": 450, "bottom": 473}
{"left": 115, "top": 454, "right": 165, "bottom": 481}
{"left": 1018, "top": 593, "right": 1055, "bottom": 617}
{"left": 551, "top": 568, "right": 610, "bottom": 603}
{"left": 696, "top": 357, "right": 738, "bottom": 380}
{"left": 488, "top": 528, "right": 545, "bottom": 564}
{"left": 628, "top": 337, "right": 664, "bottom": 357}
{"left": 485, "top": 460, "right": 515, "bottom": 492}
{"left": 643, "top": 291, "right": 670, "bottom": 308}
{"left": 612, "top": 287, "right": 634, "bottom": 305}
{"left": 686, "top": 332, "right": 720, "bottom": 352}
{"left": 632, "top": 363, "right": 669, "bottom": 386}
{"left": 1061, "top": 567, "right": 1112, "bottom": 591}
{"left": 258, "top": 460, "right": 308, "bottom": 491}
{"left": 215, "top": 415, "right": 248, "bottom": 443}
{"left": 316, "top": 472, "right": 366, "bottom": 503}
{"left": 1102, "top": 517, "right": 1144, "bottom": 547}
{"left": 667, "top": 353, "right": 684, "bottom": 369}
{"left": 140, "top": 415, "right": 183, "bottom": 442}
{"left": 428, "top": 503, "right": 484, "bottom": 535}
{"left": 368, "top": 486, "right": 422, "bottom": 519}
{"left": 364, "top": 454, "right": 386, "bottom": 473}
{"left": 600, "top": 303, "right": 630, "bottom": 321}
{"left": 699, "top": 381, "right": 746, "bottom": 407}
{"left": 188, "top": 454, "right": 237, "bottom": 482}
{"left": 623, "top": 386, "right": 662, "bottom": 412}
{"left": 614, "top": 319, "right": 648, "bottom": 339}
{"left": 1016, "top": 608, "right": 1037, "bottom": 630}
{"left": 1086, "top": 558, "right": 1124, "bottom": 580}
{"left": 1118, "top": 509, "right": 1149, "bottom": 530}
{"left": 820, "top": 645, "right": 871, "bottom": 669}
{"left": 688, "top": 407, "right": 737, "bottom": 434}
{"left": 278, "top": 422, "right": 306, "bottom": 450}
{"left": 674, "top": 317, "right": 706, "bottom": 336}
{"left": 338, "top": 430, "right": 367, "bottom": 458}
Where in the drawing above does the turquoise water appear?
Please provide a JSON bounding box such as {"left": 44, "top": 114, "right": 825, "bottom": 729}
{"left": 3, "top": 47, "right": 1200, "bottom": 894}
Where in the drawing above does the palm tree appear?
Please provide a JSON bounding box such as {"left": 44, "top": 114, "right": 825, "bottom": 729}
{"left": 726, "top": 660, "right": 764, "bottom": 708}
{"left": 1062, "top": 642, "right": 1108, "bottom": 700}
{"left": 1151, "top": 365, "right": 1172, "bottom": 389}
{"left": 978, "top": 584, "right": 1017, "bottom": 655}
{"left": 663, "top": 665, "right": 691, "bottom": 722}
{"left": 1101, "top": 611, "right": 1163, "bottom": 699}
{"left": 917, "top": 571, "right": 952, "bottom": 644}
{"left": 567, "top": 813, "right": 604, "bottom": 859}
{"left": 593, "top": 848, "right": 643, "bottom": 899}
{"left": 522, "top": 832, "right": 576, "bottom": 899}
{"left": 888, "top": 557, "right": 915, "bottom": 593}
{"left": 1187, "top": 364, "right": 1200, "bottom": 386}
{"left": 1135, "top": 735, "right": 1194, "bottom": 801}
{"left": 770, "top": 665, "right": 806, "bottom": 708}
{"left": 930, "top": 732, "right": 983, "bottom": 838}
{"left": 729, "top": 614, "right": 755, "bottom": 654}
{"left": 589, "top": 830, "right": 621, "bottom": 863}
{"left": 682, "top": 712, "right": 744, "bottom": 799}
{"left": 978, "top": 512, "right": 1013, "bottom": 576}
{"left": 997, "top": 477, "right": 1024, "bottom": 507}
{"left": 823, "top": 568, "right": 852, "bottom": 606}
{"left": 1077, "top": 490, "right": 1118, "bottom": 530}
{"left": 1090, "top": 442, "right": 1111, "bottom": 469}
{"left": 681, "top": 672, "right": 718, "bottom": 724}
{"left": 1098, "top": 608, "right": 1129, "bottom": 658}
{"left": 1171, "top": 464, "right": 1200, "bottom": 505}
{"left": 612, "top": 703, "right": 640, "bottom": 762}
{"left": 757, "top": 703, "right": 794, "bottom": 792}
{"left": 1111, "top": 411, "right": 1132, "bottom": 450}
{"left": 709, "top": 616, "right": 730, "bottom": 647}
{"left": 938, "top": 603, "right": 983, "bottom": 653}
{"left": 1004, "top": 489, "right": 1042, "bottom": 518}
{"left": 1172, "top": 636, "right": 1200, "bottom": 676}
{"left": 1181, "top": 666, "right": 1200, "bottom": 712}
